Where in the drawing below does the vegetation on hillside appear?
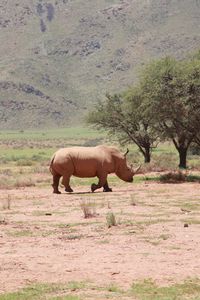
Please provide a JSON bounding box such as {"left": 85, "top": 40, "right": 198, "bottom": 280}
{"left": 1, "top": 0, "right": 200, "bottom": 128}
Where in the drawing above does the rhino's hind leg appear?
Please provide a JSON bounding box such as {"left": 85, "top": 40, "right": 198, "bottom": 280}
{"left": 52, "top": 174, "right": 61, "bottom": 194}
{"left": 62, "top": 174, "right": 73, "bottom": 193}
{"left": 103, "top": 181, "right": 112, "bottom": 192}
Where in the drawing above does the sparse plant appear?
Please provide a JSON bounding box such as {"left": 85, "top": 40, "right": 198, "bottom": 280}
{"left": 106, "top": 212, "right": 117, "bottom": 228}
{"left": 66, "top": 234, "right": 83, "bottom": 240}
{"left": 159, "top": 171, "right": 187, "bottom": 183}
{"left": 80, "top": 200, "right": 97, "bottom": 218}
{"left": 130, "top": 195, "right": 137, "bottom": 206}
{"left": 2, "top": 195, "right": 12, "bottom": 210}
{"left": 107, "top": 200, "right": 111, "bottom": 209}
{"left": 107, "top": 283, "right": 121, "bottom": 293}
{"left": 0, "top": 214, "right": 6, "bottom": 224}
{"left": 14, "top": 178, "right": 36, "bottom": 188}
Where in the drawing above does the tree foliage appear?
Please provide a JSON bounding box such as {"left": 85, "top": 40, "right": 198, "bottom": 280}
{"left": 87, "top": 90, "right": 158, "bottom": 163}
{"left": 87, "top": 50, "right": 200, "bottom": 168}
{"left": 140, "top": 55, "right": 200, "bottom": 168}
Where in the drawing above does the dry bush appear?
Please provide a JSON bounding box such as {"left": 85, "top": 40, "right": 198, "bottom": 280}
{"left": 142, "top": 154, "right": 177, "bottom": 173}
{"left": 106, "top": 212, "right": 117, "bottom": 228}
{"left": 0, "top": 176, "right": 13, "bottom": 189}
{"left": 0, "top": 169, "right": 12, "bottom": 176}
{"left": 14, "top": 178, "right": 36, "bottom": 188}
{"left": 16, "top": 159, "right": 34, "bottom": 166}
{"left": 2, "top": 195, "right": 12, "bottom": 210}
{"left": 80, "top": 200, "right": 97, "bottom": 218}
{"left": 159, "top": 171, "right": 187, "bottom": 183}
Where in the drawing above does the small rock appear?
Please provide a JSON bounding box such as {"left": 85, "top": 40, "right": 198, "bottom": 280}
{"left": 184, "top": 223, "right": 189, "bottom": 227}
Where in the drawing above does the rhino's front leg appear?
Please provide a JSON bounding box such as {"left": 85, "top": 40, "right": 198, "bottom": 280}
{"left": 103, "top": 181, "right": 112, "bottom": 192}
{"left": 91, "top": 173, "right": 107, "bottom": 192}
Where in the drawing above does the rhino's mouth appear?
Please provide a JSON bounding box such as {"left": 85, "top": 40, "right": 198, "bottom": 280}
{"left": 128, "top": 178, "right": 133, "bottom": 183}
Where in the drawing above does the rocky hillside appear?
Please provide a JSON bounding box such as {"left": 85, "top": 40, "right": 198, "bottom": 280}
{"left": 0, "top": 0, "right": 200, "bottom": 129}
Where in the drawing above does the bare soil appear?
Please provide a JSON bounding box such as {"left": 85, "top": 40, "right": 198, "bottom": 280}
{"left": 0, "top": 180, "right": 200, "bottom": 294}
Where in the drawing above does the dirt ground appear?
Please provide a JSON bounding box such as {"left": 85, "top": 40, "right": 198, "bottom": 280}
{"left": 0, "top": 180, "right": 200, "bottom": 294}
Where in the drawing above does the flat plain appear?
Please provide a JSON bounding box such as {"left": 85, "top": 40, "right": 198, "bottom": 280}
{"left": 0, "top": 128, "right": 200, "bottom": 300}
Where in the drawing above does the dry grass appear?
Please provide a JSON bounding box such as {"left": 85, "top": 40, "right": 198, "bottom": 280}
{"left": 106, "top": 212, "right": 117, "bottom": 228}
{"left": 80, "top": 200, "right": 97, "bottom": 218}
{"left": 159, "top": 171, "right": 187, "bottom": 183}
{"left": 2, "top": 195, "right": 12, "bottom": 210}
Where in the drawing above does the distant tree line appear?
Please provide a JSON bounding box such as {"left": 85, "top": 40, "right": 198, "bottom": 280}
{"left": 87, "top": 50, "right": 200, "bottom": 169}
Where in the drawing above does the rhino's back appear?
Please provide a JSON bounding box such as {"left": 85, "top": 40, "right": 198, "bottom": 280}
{"left": 52, "top": 146, "right": 115, "bottom": 177}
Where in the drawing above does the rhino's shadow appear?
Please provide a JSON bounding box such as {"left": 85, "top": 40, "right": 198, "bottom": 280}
{"left": 63, "top": 191, "right": 106, "bottom": 195}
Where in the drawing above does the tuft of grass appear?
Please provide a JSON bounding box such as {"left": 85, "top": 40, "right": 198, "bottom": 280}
{"left": 16, "top": 159, "right": 34, "bottom": 166}
{"left": 2, "top": 195, "right": 12, "bottom": 210}
{"left": 106, "top": 212, "right": 117, "bottom": 228}
{"left": 8, "top": 230, "right": 34, "bottom": 237}
{"left": 106, "top": 283, "right": 122, "bottom": 293}
{"left": 66, "top": 281, "right": 86, "bottom": 291}
{"left": 80, "top": 200, "right": 97, "bottom": 218}
{"left": 130, "top": 194, "right": 137, "bottom": 206}
{"left": 0, "top": 214, "right": 7, "bottom": 225}
{"left": 66, "top": 234, "right": 83, "bottom": 240}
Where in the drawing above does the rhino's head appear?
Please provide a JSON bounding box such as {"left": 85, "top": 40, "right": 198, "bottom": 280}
{"left": 116, "top": 149, "right": 141, "bottom": 182}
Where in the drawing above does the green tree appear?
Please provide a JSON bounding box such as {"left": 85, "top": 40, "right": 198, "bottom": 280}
{"left": 87, "top": 91, "right": 158, "bottom": 163}
{"left": 140, "top": 56, "right": 200, "bottom": 168}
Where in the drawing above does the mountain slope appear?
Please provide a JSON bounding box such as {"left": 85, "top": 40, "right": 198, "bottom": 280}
{"left": 0, "top": 0, "right": 200, "bottom": 129}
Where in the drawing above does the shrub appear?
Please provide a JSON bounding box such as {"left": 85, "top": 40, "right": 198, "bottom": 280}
{"left": 106, "top": 212, "right": 117, "bottom": 228}
{"left": 2, "top": 195, "right": 12, "bottom": 210}
{"left": 159, "top": 171, "right": 187, "bottom": 183}
{"left": 80, "top": 200, "right": 97, "bottom": 218}
{"left": 189, "top": 143, "right": 200, "bottom": 155}
{"left": 16, "top": 159, "right": 34, "bottom": 166}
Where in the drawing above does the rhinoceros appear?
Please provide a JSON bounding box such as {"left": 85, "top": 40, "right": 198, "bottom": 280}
{"left": 49, "top": 145, "right": 140, "bottom": 193}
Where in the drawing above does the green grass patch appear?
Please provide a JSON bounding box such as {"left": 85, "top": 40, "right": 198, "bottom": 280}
{"left": 0, "top": 283, "right": 81, "bottom": 300}
{"left": 0, "top": 127, "right": 105, "bottom": 141}
{"left": 1, "top": 279, "right": 200, "bottom": 300}
{"left": 7, "top": 230, "right": 34, "bottom": 237}
{"left": 131, "top": 279, "right": 200, "bottom": 300}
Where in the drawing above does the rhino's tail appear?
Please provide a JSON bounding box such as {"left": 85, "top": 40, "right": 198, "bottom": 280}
{"left": 49, "top": 154, "right": 55, "bottom": 175}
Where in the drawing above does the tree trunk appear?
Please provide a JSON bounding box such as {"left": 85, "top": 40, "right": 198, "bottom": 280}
{"left": 178, "top": 147, "right": 187, "bottom": 169}
{"left": 144, "top": 147, "right": 151, "bottom": 163}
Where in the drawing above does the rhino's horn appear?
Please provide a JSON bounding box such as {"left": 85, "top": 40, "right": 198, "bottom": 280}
{"left": 133, "top": 165, "right": 141, "bottom": 174}
{"left": 124, "top": 148, "right": 129, "bottom": 157}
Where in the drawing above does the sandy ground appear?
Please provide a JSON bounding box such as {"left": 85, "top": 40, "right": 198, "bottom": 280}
{"left": 0, "top": 181, "right": 200, "bottom": 293}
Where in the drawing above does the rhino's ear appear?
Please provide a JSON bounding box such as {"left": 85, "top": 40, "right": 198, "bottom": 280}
{"left": 124, "top": 148, "right": 129, "bottom": 157}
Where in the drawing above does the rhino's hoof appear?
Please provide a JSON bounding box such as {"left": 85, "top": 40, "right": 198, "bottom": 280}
{"left": 103, "top": 188, "right": 112, "bottom": 192}
{"left": 53, "top": 190, "right": 61, "bottom": 194}
{"left": 91, "top": 183, "right": 96, "bottom": 193}
{"left": 65, "top": 187, "right": 73, "bottom": 193}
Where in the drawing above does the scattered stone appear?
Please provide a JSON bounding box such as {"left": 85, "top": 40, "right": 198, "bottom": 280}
{"left": 111, "top": 271, "right": 120, "bottom": 275}
{"left": 181, "top": 208, "right": 191, "bottom": 213}
{"left": 184, "top": 223, "right": 189, "bottom": 227}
